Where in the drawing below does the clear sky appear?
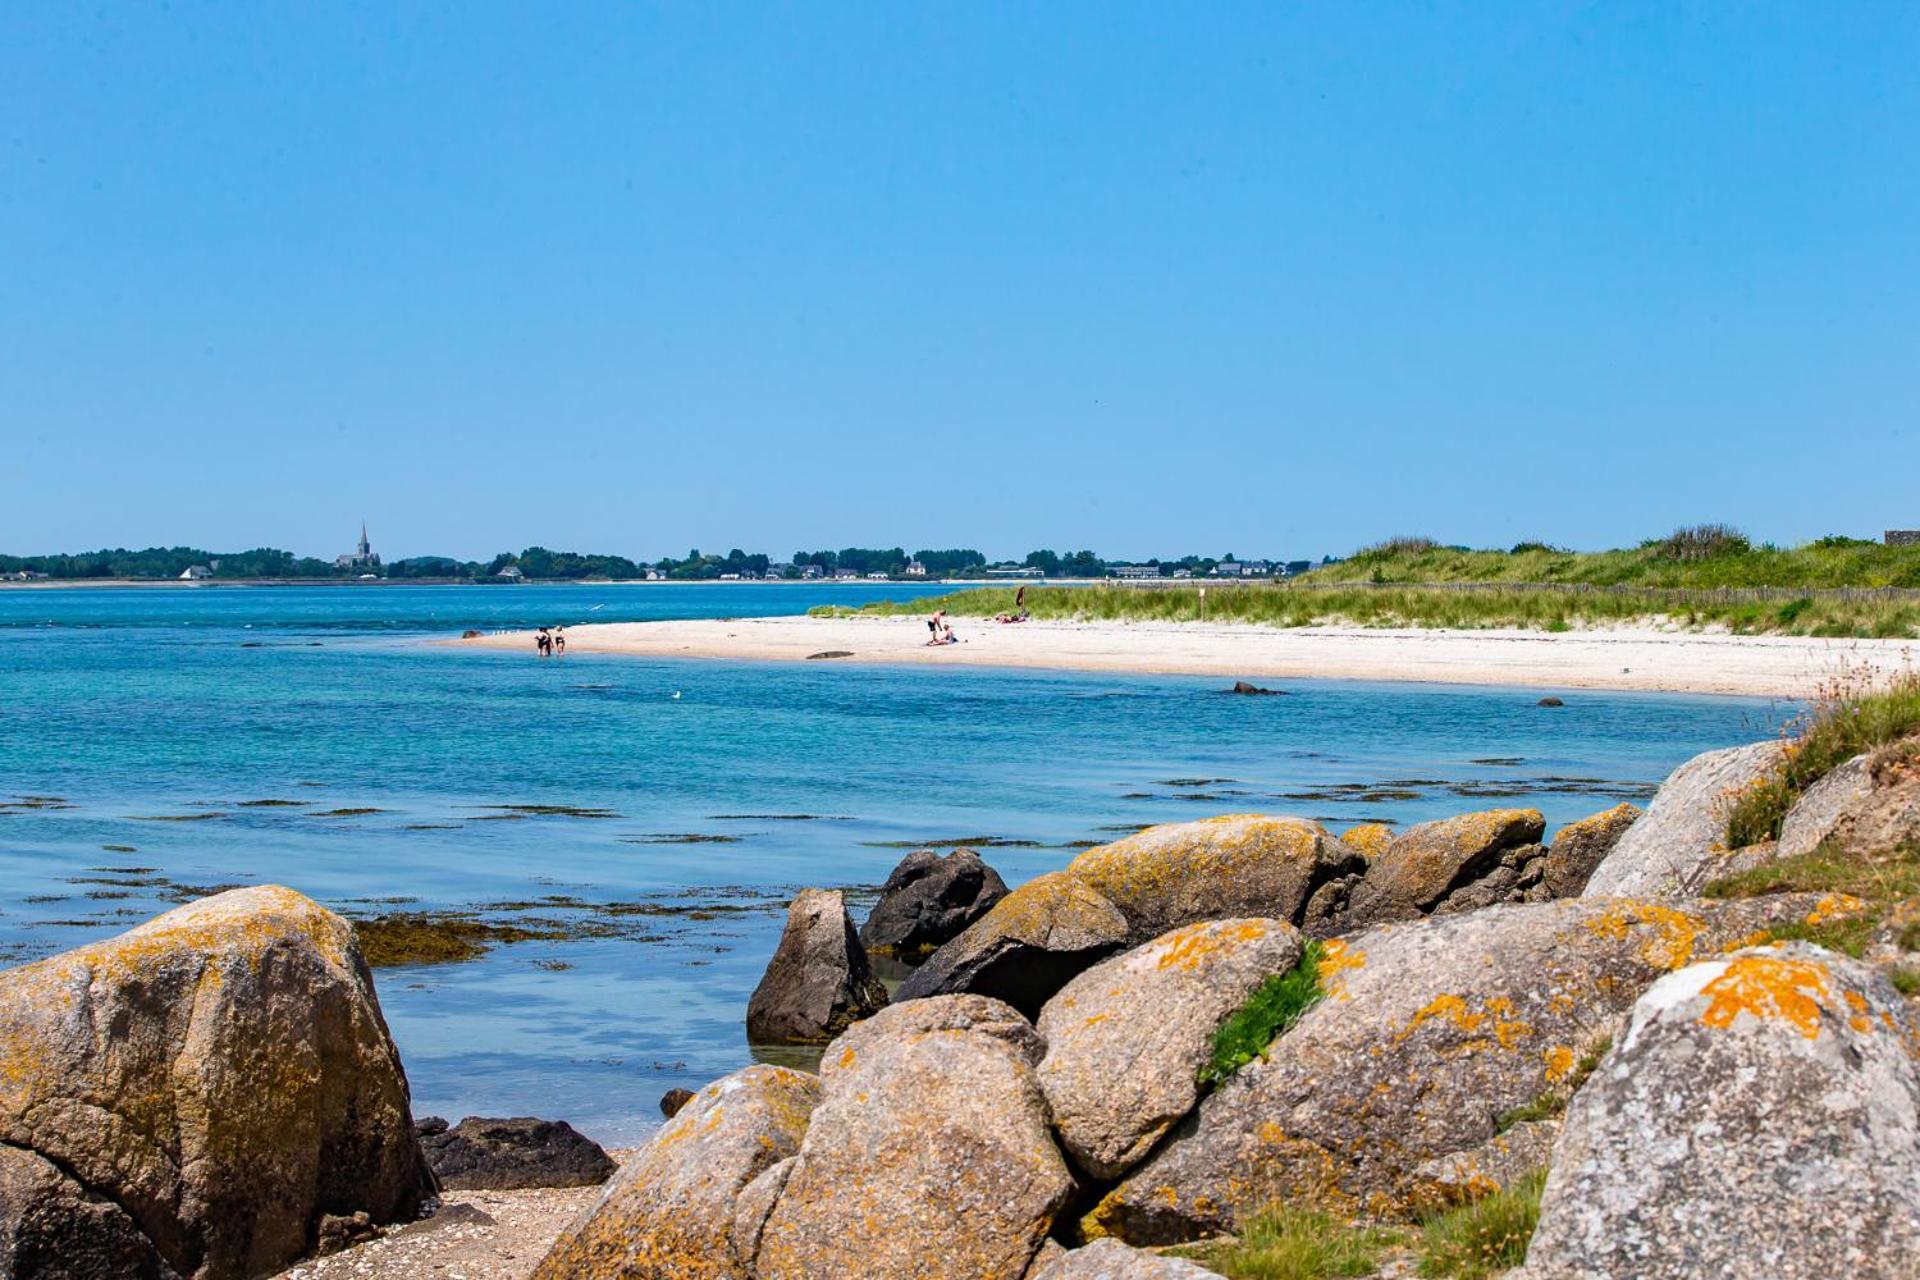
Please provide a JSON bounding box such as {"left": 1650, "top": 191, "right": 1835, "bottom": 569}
{"left": 4, "top": 4, "right": 1916, "bottom": 563}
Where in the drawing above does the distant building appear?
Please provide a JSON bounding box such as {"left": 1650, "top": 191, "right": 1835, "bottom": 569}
{"left": 865, "top": 571, "right": 890, "bottom": 580}
{"left": 1888, "top": 531, "right": 1920, "bottom": 548}
{"left": 1108, "top": 564, "right": 1158, "bottom": 579}
{"left": 642, "top": 567, "right": 666, "bottom": 580}
{"left": 984, "top": 566, "right": 1045, "bottom": 579}
{"left": 335, "top": 522, "right": 382, "bottom": 571}
{"left": 800, "top": 564, "right": 825, "bottom": 579}
{"left": 768, "top": 562, "right": 796, "bottom": 579}
{"left": 903, "top": 559, "right": 928, "bottom": 578}
{"left": 1213, "top": 560, "right": 1240, "bottom": 577}
{"left": 180, "top": 565, "right": 213, "bottom": 580}
{"left": 1171, "top": 568, "right": 1193, "bottom": 579}
{"left": 495, "top": 565, "right": 525, "bottom": 581}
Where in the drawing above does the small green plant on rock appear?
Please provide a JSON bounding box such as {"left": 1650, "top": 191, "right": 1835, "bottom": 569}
{"left": 1200, "top": 941, "right": 1325, "bottom": 1087}
{"left": 1171, "top": 1204, "right": 1403, "bottom": 1280}
{"left": 1417, "top": 1170, "right": 1546, "bottom": 1279}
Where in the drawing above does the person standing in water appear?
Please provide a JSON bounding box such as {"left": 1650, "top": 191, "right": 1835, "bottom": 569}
{"left": 554, "top": 627, "right": 566, "bottom": 655}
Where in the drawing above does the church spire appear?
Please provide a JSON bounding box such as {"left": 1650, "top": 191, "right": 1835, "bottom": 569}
{"left": 358, "top": 522, "right": 370, "bottom": 556}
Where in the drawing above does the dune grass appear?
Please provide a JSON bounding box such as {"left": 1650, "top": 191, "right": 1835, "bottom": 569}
{"left": 1171, "top": 1205, "right": 1402, "bottom": 1279}
{"left": 1198, "top": 941, "right": 1325, "bottom": 1087}
{"left": 1416, "top": 1171, "right": 1547, "bottom": 1279}
{"left": 821, "top": 531, "right": 1920, "bottom": 636}
{"left": 820, "top": 582, "right": 1920, "bottom": 637}
{"left": 1724, "top": 673, "right": 1920, "bottom": 847}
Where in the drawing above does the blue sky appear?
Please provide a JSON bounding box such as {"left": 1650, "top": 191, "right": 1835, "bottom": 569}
{"left": 3, "top": 4, "right": 1916, "bottom": 562}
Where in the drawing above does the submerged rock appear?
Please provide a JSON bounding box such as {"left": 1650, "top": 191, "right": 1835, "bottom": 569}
{"left": 746, "top": 888, "right": 889, "bottom": 1044}
{"left": 1584, "top": 740, "right": 1782, "bottom": 898}
{"left": 1520, "top": 944, "right": 1920, "bottom": 1279}
{"left": 1538, "top": 803, "right": 1641, "bottom": 898}
{"left": 1087, "top": 892, "right": 1864, "bottom": 1243}
{"left": 531, "top": 1064, "right": 821, "bottom": 1280}
{"left": 0, "top": 885, "right": 432, "bottom": 1280}
{"left": 894, "top": 871, "right": 1131, "bottom": 1017}
{"left": 750, "top": 997, "right": 1074, "bottom": 1280}
{"left": 859, "top": 847, "right": 1010, "bottom": 957}
{"left": 420, "top": 1116, "right": 615, "bottom": 1190}
{"left": 658, "top": 1088, "right": 695, "bottom": 1119}
{"left": 1037, "top": 918, "right": 1302, "bottom": 1180}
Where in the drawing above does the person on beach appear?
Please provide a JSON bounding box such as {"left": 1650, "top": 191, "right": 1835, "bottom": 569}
{"left": 536, "top": 628, "right": 551, "bottom": 657}
{"left": 554, "top": 628, "right": 566, "bottom": 655}
{"left": 926, "top": 610, "right": 957, "bottom": 645}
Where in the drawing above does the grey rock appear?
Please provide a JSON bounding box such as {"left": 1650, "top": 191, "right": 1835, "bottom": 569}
{"left": 1341, "top": 809, "right": 1547, "bottom": 926}
{"left": 752, "top": 996, "right": 1075, "bottom": 1280}
{"left": 1583, "top": 740, "right": 1783, "bottom": 898}
{"left": 1029, "top": 1238, "right": 1223, "bottom": 1278}
{"left": 1778, "top": 747, "right": 1920, "bottom": 859}
{"left": 1087, "top": 893, "right": 1862, "bottom": 1243}
{"left": 1037, "top": 918, "right": 1302, "bottom": 1180}
{"left": 1410, "top": 1119, "right": 1558, "bottom": 1206}
{"left": 859, "top": 848, "right": 1009, "bottom": 957}
{"left": 1539, "top": 804, "right": 1641, "bottom": 898}
{"left": 827, "top": 992, "right": 1046, "bottom": 1073}
{"left": 420, "top": 1116, "right": 615, "bottom": 1191}
{"left": 1520, "top": 943, "right": 1920, "bottom": 1279}
{"left": 530, "top": 1063, "right": 821, "bottom": 1280}
{"left": 894, "top": 871, "right": 1131, "bottom": 1017}
{"left": 746, "top": 888, "right": 889, "bottom": 1044}
{"left": 0, "top": 886, "right": 432, "bottom": 1280}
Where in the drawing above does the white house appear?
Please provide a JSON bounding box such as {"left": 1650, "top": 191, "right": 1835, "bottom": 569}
{"left": 179, "top": 565, "right": 213, "bottom": 581}
{"left": 495, "top": 565, "right": 525, "bottom": 581}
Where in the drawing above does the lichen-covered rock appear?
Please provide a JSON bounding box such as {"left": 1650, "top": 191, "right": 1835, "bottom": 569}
{"left": 1337, "top": 823, "right": 1394, "bottom": 860}
{"left": 531, "top": 1064, "right": 821, "bottom": 1280}
{"left": 1028, "top": 1238, "right": 1223, "bottom": 1278}
{"left": 420, "top": 1116, "right": 615, "bottom": 1190}
{"left": 745, "top": 889, "right": 888, "bottom": 1044}
{"left": 1086, "top": 893, "right": 1864, "bottom": 1243}
{"left": 751, "top": 996, "right": 1074, "bottom": 1280}
{"left": 1520, "top": 944, "right": 1920, "bottom": 1279}
{"left": 859, "top": 848, "right": 1010, "bottom": 957}
{"left": 894, "top": 872, "right": 1131, "bottom": 1016}
{"left": 1778, "top": 745, "right": 1920, "bottom": 860}
{"left": 0, "top": 886, "right": 431, "bottom": 1280}
{"left": 1539, "top": 804, "right": 1641, "bottom": 897}
{"left": 827, "top": 991, "right": 1045, "bottom": 1072}
{"left": 1066, "top": 816, "right": 1362, "bottom": 941}
{"left": 1583, "top": 740, "right": 1782, "bottom": 898}
{"left": 1341, "top": 809, "right": 1547, "bottom": 926}
{"left": 1037, "top": 919, "right": 1303, "bottom": 1180}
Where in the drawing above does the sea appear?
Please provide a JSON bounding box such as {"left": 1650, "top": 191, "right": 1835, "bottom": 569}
{"left": 0, "top": 582, "right": 1793, "bottom": 1142}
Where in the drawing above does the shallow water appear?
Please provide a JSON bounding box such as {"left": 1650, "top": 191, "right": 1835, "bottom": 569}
{"left": 0, "top": 583, "right": 1792, "bottom": 1141}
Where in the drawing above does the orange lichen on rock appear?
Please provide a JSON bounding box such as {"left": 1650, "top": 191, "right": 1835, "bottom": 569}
{"left": 1317, "top": 938, "right": 1366, "bottom": 1000}
{"left": 1582, "top": 901, "right": 1705, "bottom": 970}
{"left": 1698, "top": 954, "right": 1831, "bottom": 1040}
{"left": 1543, "top": 1044, "right": 1576, "bottom": 1083}
{"left": 1339, "top": 823, "right": 1394, "bottom": 860}
{"left": 1805, "top": 893, "right": 1868, "bottom": 926}
{"left": 1154, "top": 919, "right": 1270, "bottom": 971}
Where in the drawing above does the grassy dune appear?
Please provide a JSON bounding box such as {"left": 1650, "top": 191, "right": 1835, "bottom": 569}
{"left": 819, "top": 532, "right": 1920, "bottom": 636}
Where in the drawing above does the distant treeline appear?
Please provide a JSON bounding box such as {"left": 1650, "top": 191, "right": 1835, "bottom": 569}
{"left": 0, "top": 544, "right": 1305, "bottom": 582}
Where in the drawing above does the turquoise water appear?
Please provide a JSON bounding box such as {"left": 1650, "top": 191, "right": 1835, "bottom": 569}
{"left": 0, "top": 584, "right": 1791, "bottom": 1141}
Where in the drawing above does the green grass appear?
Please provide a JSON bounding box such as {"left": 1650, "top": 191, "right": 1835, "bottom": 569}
{"left": 1171, "top": 1205, "right": 1403, "bottom": 1280}
{"left": 1704, "top": 840, "right": 1920, "bottom": 958}
{"left": 1416, "top": 1171, "right": 1546, "bottom": 1279}
{"left": 1199, "top": 942, "right": 1325, "bottom": 1087}
{"left": 1725, "top": 674, "right": 1920, "bottom": 847}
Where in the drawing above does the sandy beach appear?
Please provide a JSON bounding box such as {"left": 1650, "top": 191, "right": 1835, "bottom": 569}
{"left": 455, "top": 616, "right": 1919, "bottom": 698}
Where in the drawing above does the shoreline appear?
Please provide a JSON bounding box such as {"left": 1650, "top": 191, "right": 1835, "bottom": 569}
{"left": 452, "top": 615, "right": 1920, "bottom": 698}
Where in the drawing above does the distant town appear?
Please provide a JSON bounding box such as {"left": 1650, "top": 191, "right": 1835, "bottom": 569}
{"left": 0, "top": 524, "right": 1339, "bottom": 585}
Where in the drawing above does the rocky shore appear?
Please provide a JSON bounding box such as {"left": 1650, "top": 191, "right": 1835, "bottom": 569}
{"left": 5, "top": 726, "right": 1920, "bottom": 1278}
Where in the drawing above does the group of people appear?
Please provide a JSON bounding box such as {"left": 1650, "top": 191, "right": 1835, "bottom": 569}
{"left": 925, "top": 610, "right": 959, "bottom": 645}
{"left": 535, "top": 626, "right": 566, "bottom": 657}
{"left": 995, "top": 583, "right": 1031, "bottom": 625}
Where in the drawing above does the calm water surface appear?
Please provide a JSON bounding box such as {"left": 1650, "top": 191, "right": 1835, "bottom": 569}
{"left": 0, "top": 583, "right": 1791, "bottom": 1141}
